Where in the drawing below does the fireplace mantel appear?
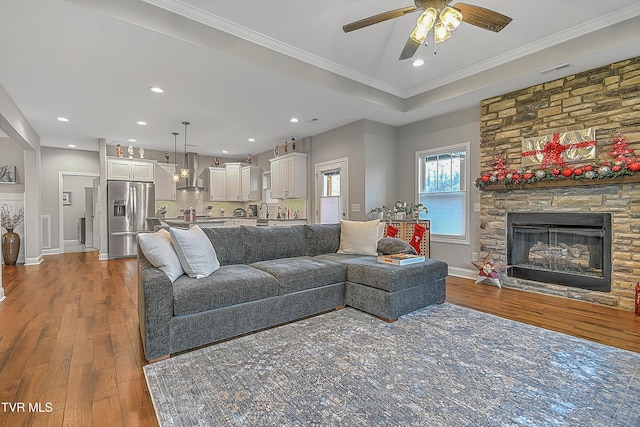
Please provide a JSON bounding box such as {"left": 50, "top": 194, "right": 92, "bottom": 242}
{"left": 478, "top": 173, "right": 640, "bottom": 191}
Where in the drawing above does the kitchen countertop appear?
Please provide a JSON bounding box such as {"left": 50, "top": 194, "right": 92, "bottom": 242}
{"left": 164, "top": 219, "right": 226, "bottom": 228}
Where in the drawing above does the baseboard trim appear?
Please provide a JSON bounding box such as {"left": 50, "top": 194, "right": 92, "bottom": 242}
{"left": 98, "top": 252, "right": 110, "bottom": 261}
{"left": 25, "top": 255, "right": 44, "bottom": 265}
{"left": 448, "top": 267, "right": 476, "bottom": 280}
{"left": 42, "top": 248, "right": 62, "bottom": 256}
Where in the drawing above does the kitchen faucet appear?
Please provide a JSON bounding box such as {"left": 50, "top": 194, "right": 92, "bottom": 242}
{"left": 260, "top": 202, "right": 269, "bottom": 219}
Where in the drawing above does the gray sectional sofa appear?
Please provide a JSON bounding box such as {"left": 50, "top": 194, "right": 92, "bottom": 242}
{"left": 138, "top": 223, "right": 448, "bottom": 361}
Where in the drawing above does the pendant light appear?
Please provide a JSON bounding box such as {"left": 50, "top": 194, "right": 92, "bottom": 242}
{"left": 172, "top": 132, "right": 180, "bottom": 183}
{"left": 180, "top": 121, "right": 190, "bottom": 179}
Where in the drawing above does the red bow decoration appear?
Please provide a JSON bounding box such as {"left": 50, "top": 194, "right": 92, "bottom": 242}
{"left": 541, "top": 133, "right": 566, "bottom": 168}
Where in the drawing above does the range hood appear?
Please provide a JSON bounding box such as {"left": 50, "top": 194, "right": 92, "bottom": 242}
{"left": 177, "top": 152, "right": 207, "bottom": 191}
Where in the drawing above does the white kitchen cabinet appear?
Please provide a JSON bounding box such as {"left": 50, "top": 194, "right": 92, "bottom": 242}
{"left": 155, "top": 163, "right": 176, "bottom": 200}
{"left": 207, "top": 167, "right": 227, "bottom": 201}
{"left": 107, "top": 157, "right": 155, "bottom": 182}
{"left": 224, "top": 163, "right": 246, "bottom": 201}
{"left": 241, "top": 165, "right": 263, "bottom": 201}
{"left": 269, "top": 152, "right": 306, "bottom": 199}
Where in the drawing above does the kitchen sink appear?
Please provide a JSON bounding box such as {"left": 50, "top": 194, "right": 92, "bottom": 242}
{"left": 256, "top": 218, "right": 269, "bottom": 227}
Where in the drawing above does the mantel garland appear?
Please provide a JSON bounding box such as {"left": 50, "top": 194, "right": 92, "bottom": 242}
{"left": 475, "top": 132, "right": 640, "bottom": 189}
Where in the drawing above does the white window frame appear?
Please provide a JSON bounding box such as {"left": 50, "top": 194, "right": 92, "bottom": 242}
{"left": 416, "top": 142, "right": 470, "bottom": 245}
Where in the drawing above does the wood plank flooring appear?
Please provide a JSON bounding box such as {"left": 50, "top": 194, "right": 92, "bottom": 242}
{"left": 1, "top": 253, "right": 638, "bottom": 426}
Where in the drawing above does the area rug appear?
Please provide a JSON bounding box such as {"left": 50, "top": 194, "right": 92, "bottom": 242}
{"left": 144, "top": 304, "right": 640, "bottom": 426}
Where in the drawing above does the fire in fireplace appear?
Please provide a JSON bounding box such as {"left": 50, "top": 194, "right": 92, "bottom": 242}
{"left": 507, "top": 212, "right": 612, "bottom": 292}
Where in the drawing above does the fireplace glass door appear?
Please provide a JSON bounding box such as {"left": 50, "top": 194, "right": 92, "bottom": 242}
{"left": 507, "top": 213, "right": 611, "bottom": 292}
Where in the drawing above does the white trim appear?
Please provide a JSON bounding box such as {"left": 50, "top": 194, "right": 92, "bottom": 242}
{"left": 42, "top": 248, "right": 62, "bottom": 256}
{"left": 314, "top": 157, "right": 349, "bottom": 224}
{"left": 58, "top": 171, "right": 99, "bottom": 254}
{"left": 448, "top": 266, "right": 477, "bottom": 280}
{"left": 25, "top": 255, "right": 44, "bottom": 265}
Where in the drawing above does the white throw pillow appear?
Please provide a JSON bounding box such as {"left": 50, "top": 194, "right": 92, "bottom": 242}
{"left": 137, "top": 229, "right": 184, "bottom": 282}
{"left": 170, "top": 226, "right": 220, "bottom": 279}
{"left": 337, "top": 219, "right": 381, "bottom": 256}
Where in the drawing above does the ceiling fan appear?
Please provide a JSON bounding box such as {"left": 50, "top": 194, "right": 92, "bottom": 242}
{"left": 343, "top": 0, "right": 512, "bottom": 60}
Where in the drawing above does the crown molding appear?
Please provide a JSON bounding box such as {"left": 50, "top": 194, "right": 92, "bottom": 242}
{"left": 146, "top": 1, "right": 640, "bottom": 100}
{"left": 143, "top": 0, "right": 403, "bottom": 97}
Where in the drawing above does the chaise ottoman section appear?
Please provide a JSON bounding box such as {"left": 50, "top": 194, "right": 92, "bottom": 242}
{"left": 173, "top": 265, "right": 279, "bottom": 316}
{"left": 251, "top": 256, "right": 346, "bottom": 295}
{"left": 344, "top": 257, "right": 448, "bottom": 321}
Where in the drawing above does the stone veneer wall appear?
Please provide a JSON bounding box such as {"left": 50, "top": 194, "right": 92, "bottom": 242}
{"left": 479, "top": 56, "right": 640, "bottom": 310}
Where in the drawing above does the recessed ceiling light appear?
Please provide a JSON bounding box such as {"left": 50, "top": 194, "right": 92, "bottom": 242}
{"left": 248, "top": 138, "right": 255, "bottom": 142}
{"left": 128, "top": 138, "right": 136, "bottom": 142}
{"left": 412, "top": 59, "right": 424, "bottom": 67}
{"left": 290, "top": 118, "right": 299, "bottom": 123}
{"left": 149, "top": 86, "right": 164, "bottom": 93}
{"left": 136, "top": 121, "right": 147, "bottom": 126}
{"left": 222, "top": 150, "right": 229, "bottom": 154}
{"left": 67, "top": 144, "right": 76, "bottom": 148}
{"left": 57, "top": 117, "right": 69, "bottom": 122}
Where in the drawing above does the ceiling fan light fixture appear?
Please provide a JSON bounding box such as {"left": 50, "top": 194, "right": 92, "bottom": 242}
{"left": 410, "top": 26, "right": 428, "bottom": 43}
{"left": 434, "top": 21, "right": 451, "bottom": 43}
{"left": 440, "top": 7, "right": 463, "bottom": 31}
{"left": 410, "top": 8, "right": 436, "bottom": 43}
{"left": 417, "top": 8, "right": 437, "bottom": 30}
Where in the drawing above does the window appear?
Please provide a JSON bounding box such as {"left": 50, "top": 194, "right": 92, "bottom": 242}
{"left": 416, "top": 142, "right": 469, "bottom": 244}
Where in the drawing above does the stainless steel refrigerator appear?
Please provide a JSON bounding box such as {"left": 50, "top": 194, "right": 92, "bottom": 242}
{"left": 107, "top": 180, "right": 155, "bottom": 258}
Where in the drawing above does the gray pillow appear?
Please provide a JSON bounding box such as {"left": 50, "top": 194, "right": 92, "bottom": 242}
{"left": 377, "top": 237, "right": 418, "bottom": 255}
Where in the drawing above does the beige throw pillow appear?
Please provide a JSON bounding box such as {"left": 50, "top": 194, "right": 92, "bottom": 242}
{"left": 337, "top": 219, "right": 381, "bottom": 256}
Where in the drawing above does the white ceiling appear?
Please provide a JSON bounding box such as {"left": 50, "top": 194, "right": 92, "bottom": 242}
{"left": 1, "top": 0, "right": 640, "bottom": 157}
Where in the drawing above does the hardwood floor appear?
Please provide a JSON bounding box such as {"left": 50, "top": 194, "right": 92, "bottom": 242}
{"left": 1, "top": 254, "right": 638, "bottom": 426}
{"left": 0, "top": 253, "right": 157, "bottom": 427}
{"left": 446, "top": 275, "right": 640, "bottom": 353}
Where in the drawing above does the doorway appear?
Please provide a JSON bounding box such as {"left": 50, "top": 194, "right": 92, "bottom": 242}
{"left": 315, "top": 158, "right": 348, "bottom": 224}
{"left": 59, "top": 172, "right": 99, "bottom": 253}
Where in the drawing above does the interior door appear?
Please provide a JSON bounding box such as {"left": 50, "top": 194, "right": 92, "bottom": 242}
{"left": 315, "top": 158, "right": 348, "bottom": 224}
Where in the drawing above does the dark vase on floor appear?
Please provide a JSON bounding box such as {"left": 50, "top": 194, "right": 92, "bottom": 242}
{"left": 2, "top": 229, "right": 20, "bottom": 266}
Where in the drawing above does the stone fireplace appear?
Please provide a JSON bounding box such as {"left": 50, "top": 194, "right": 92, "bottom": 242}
{"left": 507, "top": 212, "right": 611, "bottom": 293}
{"left": 478, "top": 56, "right": 640, "bottom": 310}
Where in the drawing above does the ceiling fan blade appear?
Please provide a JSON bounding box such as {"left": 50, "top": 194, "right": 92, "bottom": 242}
{"left": 343, "top": 6, "right": 418, "bottom": 33}
{"left": 452, "top": 3, "right": 512, "bottom": 32}
{"left": 399, "top": 35, "right": 421, "bottom": 60}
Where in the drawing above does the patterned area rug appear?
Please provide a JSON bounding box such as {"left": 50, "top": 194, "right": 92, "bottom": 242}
{"left": 144, "top": 304, "right": 640, "bottom": 426}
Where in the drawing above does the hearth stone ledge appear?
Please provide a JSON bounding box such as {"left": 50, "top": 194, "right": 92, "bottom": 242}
{"left": 499, "top": 277, "right": 619, "bottom": 307}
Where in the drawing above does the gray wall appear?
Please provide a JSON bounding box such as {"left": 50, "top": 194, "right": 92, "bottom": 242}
{"left": 363, "top": 120, "right": 397, "bottom": 215}
{"left": 41, "top": 147, "right": 100, "bottom": 250}
{"left": 0, "top": 82, "right": 41, "bottom": 265}
{"left": 309, "top": 120, "right": 367, "bottom": 221}
{"left": 0, "top": 137, "right": 24, "bottom": 193}
{"left": 397, "top": 106, "right": 481, "bottom": 275}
